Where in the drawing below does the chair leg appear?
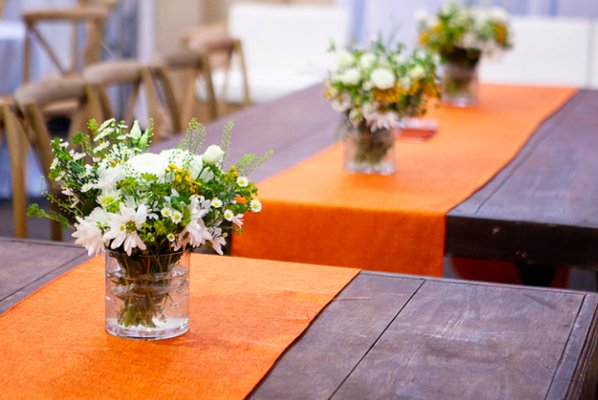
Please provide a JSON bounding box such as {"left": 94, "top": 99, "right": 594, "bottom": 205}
{"left": 2, "top": 105, "right": 28, "bottom": 238}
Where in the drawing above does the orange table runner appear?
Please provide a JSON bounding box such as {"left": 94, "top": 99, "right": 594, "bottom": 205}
{"left": 0, "top": 254, "right": 358, "bottom": 399}
{"left": 233, "top": 84, "right": 578, "bottom": 276}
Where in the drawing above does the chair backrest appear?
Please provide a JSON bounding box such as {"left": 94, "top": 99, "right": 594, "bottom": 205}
{"left": 183, "top": 26, "right": 251, "bottom": 113}
{"left": 83, "top": 59, "right": 178, "bottom": 139}
{"left": 150, "top": 49, "right": 218, "bottom": 129}
{"left": 22, "top": 5, "right": 109, "bottom": 82}
{"left": 0, "top": 0, "right": 6, "bottom": 18}
{"left": 479, "top": 16, "right": 592, "bottom": 86}
{"left": 226, "top": 3, "right": 350, "bottom": 102}
{"left": 590, "top": 20, "right": 598, "bottom": 89}
{"left": 14, "top": 76, "right": 101, "bottom": 240}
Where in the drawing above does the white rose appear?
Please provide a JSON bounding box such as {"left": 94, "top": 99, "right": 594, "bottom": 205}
{"left": 409, "top": 65, "right": 426, "bottom": 80}
{"left": 336, "top": 50, "right": 354, "bottom": 69}
{"left": 128, "top": 153, "right": 167, "bottom": 179}
{"left": 359, "top": 52, "right": 376, "bottom": 69}
{"left": 203, "top": 144, "right": 225, "bottom": 165}
{"left": 161, "top": 148, "right": 203, "bottom": 179}
{"left": 370, "top": 68, "right": 395, "bottom": 90}
{"left": 339, "top": 68, "right": 360, "bottom": 86}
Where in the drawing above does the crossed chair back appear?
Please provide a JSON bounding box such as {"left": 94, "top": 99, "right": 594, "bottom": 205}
{"left": 182, "top": 26, "right": 251, "bottom": 116}
{"left": 14, "top": 76, "right": 101, "bottom": 241}
{"left": 83, "top": 59, "right": 178, "bottom": 140}
{"left": 149, "top": 49, "right": 218, "bottom": 129}
{"left": 22, "top": 6, "right": 109, "bottom": 82}
{"left": 0, "top": 98, "right": 28, "bottom": 238}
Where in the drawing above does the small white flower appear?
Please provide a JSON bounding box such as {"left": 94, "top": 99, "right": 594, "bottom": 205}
{"left": 69, "top": 149, "right": 85, "bottom": 161}
{"left": 161, "top": 207, "right": 172, "bottom": 218}
{"left": 237, "top": 176, "right": 249, "bottom": 187}
{"left": 59, "top": 141, "right": 69, "bottom": 149}
{"left": 81, "top": 183, "right": 93, "bottom": 193}
{"left": 167, "top": 233, "right": 176, "bottom": 242}
{"left": 62, "top": 187, "right": 75, "bottom": 197}
{"left": 211, "top": 198, "right": 223, "bottom": 208}
{"left": 171, "top": 210, "right": 183, "bottom": 224}
{"left": 93, "top": 141, "right": 109, "bottom": 153}
{"left": 50, "top": 158, "right": 59, "bottom": 170}
{"left": 224, "top": 209, "right": 234, "bottom": 222}
{"left": 161, "top": 148, "right": 203, "bottom": 179}
{"left": 103, "top": 204, "right": 149, "bottom": 255}
{"left": 208, "top": 226, "right": 227, "bottom": 255}
{"left": 414, "top": 9, "right": 429, "bottom": 25}
{"left": 250, "top": 199, "right": 262, "bottom": 213}
{"left": 489, "top": 7, "right": 509, "bottom": 24}
{"left": 370, "top": 68, "right": 395, "bottom": 90}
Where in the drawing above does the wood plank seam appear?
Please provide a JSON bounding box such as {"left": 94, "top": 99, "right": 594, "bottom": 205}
{"left": 328, "top": 279, "right": 426, "bottom": 398}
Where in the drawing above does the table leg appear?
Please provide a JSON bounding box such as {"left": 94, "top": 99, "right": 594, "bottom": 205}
{"left": 516, "top": 261, "right": 556, "bottom": 287}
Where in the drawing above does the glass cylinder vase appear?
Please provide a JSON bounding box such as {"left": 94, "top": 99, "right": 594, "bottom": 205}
{"left": 341, "top": 119, "right": 395, "bottom": 175}
{"left": 441, "top": 62, "right": 479, "bottom": 107}
{"left": 105, "top": 249, "right": 190, "bottom": 340}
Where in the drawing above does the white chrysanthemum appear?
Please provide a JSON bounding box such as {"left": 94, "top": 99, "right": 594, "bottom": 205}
{"left": 336, "top": 50, "right": 354, "bottom": 69}
{"left": 94, "top": 165, "right": 125, "bottom": 191}
{"left": 102, "top": 204, "right": 149, "bottom": 255}
{"left": 460, "top": 32, "right": 480, "bottom": 49}
{"left": 167, "top": 233, "right": 176, "bottom": 242}
{"left": 363, "top": 103, "right": 399, "bottom": 131}
{"left": 182, "top": 195, "right": 212, "bottom": 247}
{"left": 223, "top": 209, "right": 234, "bottom": 221}
{"left": 129, "top": 153, "right": 167, "bottom": 179}
{"left": 171, "top": 210, "right": 183, "bottom": 224}
{"left": 237, "top": 176, "right": 249, "bottom": 187}
{"left": 72, "top": 217, "right": 105, "bottom": 256}
{"left": 370, "top": 68, "right": 395, "bottom": 90}
{"left": 202, "top": 145, "right": 225, "bottom": 165}
{"left": 341, "top": 68, "right": 361, "bottom": 85}
{"left": 250, "top": 199, "right": 262, "bottom": 213}
{"left": 161, "top": 207, "right": 172, "bottom": 218}
{"left": 98, "top": 189, "right": 120, "bottom": 209}
{"left": 211, "top": 198, "right": 223, "bottom": 208}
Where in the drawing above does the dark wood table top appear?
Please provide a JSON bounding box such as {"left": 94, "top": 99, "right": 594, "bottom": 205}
{"left": 2, "top": 238, "right": 598, "bottom": 399}
{"left": 155, "top": 85, "right": 598, "bottom": 272}
{"left": 446, "top": 90, "right": 598, "bottom": 269}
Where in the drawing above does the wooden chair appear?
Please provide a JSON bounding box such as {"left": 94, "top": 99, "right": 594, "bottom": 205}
{"left": 0, "top": 98, "right": 28, "bottom": 238}
{"left": 22, "top": 6, "right": 109, "bottom": 82}
{"left": 182, "top": 24, "right": 251, "bottom": 116}
{"left": 149, "top": 49, "right": 218, "bottom": 128}
{"left": 83, "top": 59, "right": 177, "bottom": 139}
{"left": 13, "top": 76, "right": 101, "bottom": 241}
{"left": 0, "top": 0, "right": 6, "bottom": 18}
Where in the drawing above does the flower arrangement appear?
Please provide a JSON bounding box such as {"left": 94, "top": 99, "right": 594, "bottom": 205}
{"left": 325, "top": 37, "right": 438, "bottom": 132}
{"left": 29, "top": 118, "right": 271, "bottom": 338}
{"left": 30, "top": 118, "right": 270, "bottom": 257}
{"left": 416, "top": 2, "right": 512, "bottom": 68}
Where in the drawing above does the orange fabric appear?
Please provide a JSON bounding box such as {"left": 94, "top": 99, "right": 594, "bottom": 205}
{"left": 233, "top": 85, "right": 578, "bottom": 276}
{"left": 0, "top": 254, "right": 358, "bottom": 399}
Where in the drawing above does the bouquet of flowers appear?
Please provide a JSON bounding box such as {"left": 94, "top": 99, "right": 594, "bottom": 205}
{"left": 325, "top": 37, "right": 438, "bottom": 132}
{"left": 324, "top": 37, "right": 438, "bottom": 174}
{"left": 416, "top": 2, "right": 512, "bottom": 68}
{"left": 29, "top": 118, "right": 271, "bottom": 337}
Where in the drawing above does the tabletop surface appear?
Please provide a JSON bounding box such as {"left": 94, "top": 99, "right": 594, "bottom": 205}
{"left": 1, "top": 237, "right": 598, "bottom": 399}
{"left": 154, "top": 85, "right": 598, "bottom": 270}
{"left": 446, "top": 89, "right": 598, "bottom": 268}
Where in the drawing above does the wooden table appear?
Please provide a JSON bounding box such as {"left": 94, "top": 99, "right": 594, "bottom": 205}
{"left": 2, "top": 237, "right": 598, "bottom": 399}
{"left": 155, "top": 85, "right": 598, "bottom": 284}
{"left": 446, "top": 90, "right": 598, "bottom": 283}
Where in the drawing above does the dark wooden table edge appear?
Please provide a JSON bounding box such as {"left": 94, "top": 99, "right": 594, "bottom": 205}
{"left": 0, "top": 237, "right": 89, "bottom": 314}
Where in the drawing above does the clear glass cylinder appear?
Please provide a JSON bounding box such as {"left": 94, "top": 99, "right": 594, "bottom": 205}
{"left": 441, "top": 62, "right": 479, "bottom": 107}
{"left": 105, "top": 249, "right": 190, "bottom": 340}
{"left": 342, "top": 119, "right": 395, "bottom": 175}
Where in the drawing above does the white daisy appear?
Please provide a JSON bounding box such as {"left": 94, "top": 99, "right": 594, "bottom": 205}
{"left": 223, "top": 209, "right": 234, "bottom": 221}
{"left": 103, "top": 204, "right": 149, "bottom": 255}
{"left": 250, "top": 199, "right": 262, "bottom": 213}
{"left": 237, "top": 176, "right": 249, "bottom": 187}
{"left": 171, "top": 210, "right": 183, "bottom": 224}
{"left": 211, "top": 198, "right": 223, "bottom": 208}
